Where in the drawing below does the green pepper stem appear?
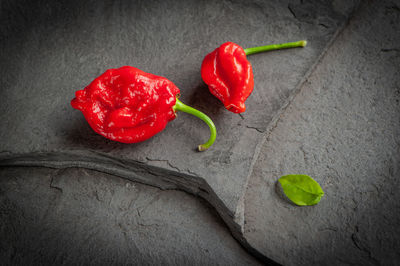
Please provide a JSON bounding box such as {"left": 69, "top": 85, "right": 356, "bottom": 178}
{"left": 173, "top": 98, "right": 217, "bottom": 151}
{"left": 244, "top": 40, "right": 307, "bottom": 55}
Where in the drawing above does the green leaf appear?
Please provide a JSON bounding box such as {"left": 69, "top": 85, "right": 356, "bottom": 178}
{"left": 278, "top": 175, "right": 324, "bottom": 206}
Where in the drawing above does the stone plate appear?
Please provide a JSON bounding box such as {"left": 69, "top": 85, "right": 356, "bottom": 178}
{"left": 0, "top": 0, "right": 359, "bottom": 261}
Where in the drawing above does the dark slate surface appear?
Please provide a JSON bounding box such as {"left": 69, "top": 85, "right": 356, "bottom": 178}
{"left": 244, "top": 1, "right": 400, "bottom": 265}
{"left": 0, "top": 0, "right": 359, "bottom": 258}
{"left": 0, "top": 167, "right": 260, "bottom": 265}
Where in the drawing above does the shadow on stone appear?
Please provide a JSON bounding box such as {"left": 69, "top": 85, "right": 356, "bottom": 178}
{"left": 186, "top": 82, "right": 226, "bottom": 119}
{"left": 275, "top": 181, "right": 299, "bottom": 207}
{"left": 63, "top": 116, "right": 148, "bottom": 152}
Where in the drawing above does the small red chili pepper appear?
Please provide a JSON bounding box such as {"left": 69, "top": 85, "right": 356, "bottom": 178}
{"left": 71, "top": 66, "right": 216, "bottom": 151}
{"left": 201, "top": 40, "right": 307, "bottom": 113}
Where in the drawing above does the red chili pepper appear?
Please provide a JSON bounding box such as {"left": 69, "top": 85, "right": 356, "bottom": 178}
{"left": 201, "top": 40, "right": 307, "bottom": 113}
{"left": 71, "top": 66, "right": 216, "bottom": 151}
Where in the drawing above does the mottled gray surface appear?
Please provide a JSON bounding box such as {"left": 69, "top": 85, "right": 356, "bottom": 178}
{"left": 0, "top": 166, "right": 260, "bottom": 265}
{"left": 244, "top": 1, "right": 400, "bottom": 265}
{"left": 0, "top": 0, "right": 358, "bottom": 230}
{"left": 11, "top": 0, "right": 400, "bottom": 264}
{"left": 1, "top": 0, "right": 400, "bottom": 265}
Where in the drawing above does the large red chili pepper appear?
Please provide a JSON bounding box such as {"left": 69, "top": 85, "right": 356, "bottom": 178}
{"left": 201, "top": 40, "right": 307, "bottom": 113}
{"left": 71, "top": 66, "right": 216, "bottom": 151}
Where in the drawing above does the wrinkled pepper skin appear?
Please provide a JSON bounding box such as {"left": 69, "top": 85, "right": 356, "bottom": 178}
{"left": 71, "top": 66, "right": 180, "bottom": 143}
{"left": 201, "top": 42, "right": 254, "bottom": 113}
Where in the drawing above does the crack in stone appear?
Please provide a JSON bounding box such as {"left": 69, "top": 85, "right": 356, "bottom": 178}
{"left": 386, "top": 5, "right": 400, "bottom": 12}
{"left": 351, "top": 226, "right": 380, "bottom": 265}
{"left": 318, "top": 227, "right": 338, "bottom": 232}
{"left": 245, "top": 125, "right": 264, "bottom": 133}
{"left": 136, "top": 193, "right": 162, "bottom": 217}
{"left": 93, "top": 190, "right": 102, "bottom": 202}
{"left": 137, "top": 222, "right": 160, "bottom": 228}
{"left": 145, "top": 157, "right": 181, "bottom": 172}
{"left": 337, "top": 258, "right": 359, "bottom": 265}
{"left": 49, "top": 169, "right": 63, "bottom": 193}
{"left": 287, "top": 3, "right": 315, "bottom": 25}
{"left": 299, "top": 145, "right": 309, "bottom": 164}
{"left": 318, "top": 23, "right": 330, "bottom": 28}
{"left": 380, "top": 48, "right": 399, "bottom": 52}
{"left": 288, "top": 4, "right": 297, "bottom": 19}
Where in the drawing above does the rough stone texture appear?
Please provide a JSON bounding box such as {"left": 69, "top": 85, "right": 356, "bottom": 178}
{"left": 0, "top": 1, "right": 359, "bottom": 252}
{"left": 2, "top": 1, "right": 400, "bottom": 264}
{"left": 0, "top": 166, "right": 260, "bottom": 265}
{"left": 244, "top": 1, "right": 400, "bottom": 265}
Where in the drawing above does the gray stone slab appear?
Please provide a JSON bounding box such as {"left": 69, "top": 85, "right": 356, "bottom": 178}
{"left": 0, "top": 166, "right": 260, "bottom": 265}
{"left": 244, "top": 1, "right": 400, "bottom": 265}
{"left": 0, "top": 0, "right": 359, "bottom": 260}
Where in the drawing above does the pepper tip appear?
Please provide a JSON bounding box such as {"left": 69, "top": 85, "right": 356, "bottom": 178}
{"left": 198, "top": 145, "right": 209, "bottom": 152}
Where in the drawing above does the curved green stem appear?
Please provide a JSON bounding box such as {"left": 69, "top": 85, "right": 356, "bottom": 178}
{"left": 244, "top": 40, "right": 307, "bottom": 55}
{"left": 173, "top": 98, "right": 217, "bottom": 151}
